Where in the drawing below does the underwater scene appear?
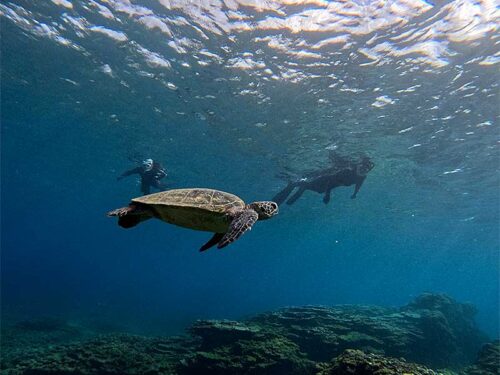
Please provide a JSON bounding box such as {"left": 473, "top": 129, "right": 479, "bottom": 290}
{"left": 1, "top": 0, "right": 499, "bottom": 374}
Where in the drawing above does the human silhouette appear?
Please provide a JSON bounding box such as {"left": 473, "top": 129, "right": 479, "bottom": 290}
{"left": 273, "top": 155, "right": 374, "bottom": 205}
{"left": 117, "top": 158, "right": 167, "bottom": 195}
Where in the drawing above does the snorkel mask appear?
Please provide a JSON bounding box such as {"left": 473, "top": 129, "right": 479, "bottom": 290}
{"left": 357, "top": 158, "right": 374, "bottom": 176}
{"left": 142, "top": 158, "right": 153, "bottom": 172}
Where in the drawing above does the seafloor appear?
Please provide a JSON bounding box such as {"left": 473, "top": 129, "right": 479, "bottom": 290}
{"left": 1, "top": 294, "right": 498, "bottom": 375}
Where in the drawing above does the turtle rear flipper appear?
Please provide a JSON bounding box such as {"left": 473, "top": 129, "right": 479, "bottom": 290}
{"left": 217, "top": 209, "right": 258, "bottom": 249}
{"left": 107, "top": 207, "right": 133, "bottom": 217}
{"left": 107, "top": 205, "right": 151, "bottom": 229}
{"left": 118, "top": 215, "right": 144, "bottom": 228}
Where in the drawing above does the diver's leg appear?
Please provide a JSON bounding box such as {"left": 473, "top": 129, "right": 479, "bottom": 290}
{"left": 141, "top": 180, "right": 151, "bottom": 195}
{"left": 286, "top": 186, "right": 306, "bottom": 205}
{"left": 152, "top": 179, "right": 167, "bottom": 192}
{"left": 272, "top": 182, "right": 297, "bottom": 205}
{"left": 323, "top": 188, "right": 332, "bottom": 204}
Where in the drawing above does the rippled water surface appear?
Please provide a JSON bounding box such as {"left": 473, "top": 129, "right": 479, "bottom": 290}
{"left": 1, "top": 0, "right": 499, "bottom": 336}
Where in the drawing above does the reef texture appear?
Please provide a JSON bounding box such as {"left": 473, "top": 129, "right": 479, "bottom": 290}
{"left": 248, "top": 293, "right": 487, "bottom": 368}
{"left": 180, "top": 320, "right": 315, "bottom": 374}
{"left": 1, "top": 334, "right": 196, "bottom": 375}
{"left": 0, "top": 317, "right": 94, "bottom": 363}
{"left": 462, "top": 341, "right": 500, "bottom": 375}
{"left": 0, "top": 294, "right": 494, "bottom": 375}
{"left": 317, "top": 349, "right": 439, "bottom": 375}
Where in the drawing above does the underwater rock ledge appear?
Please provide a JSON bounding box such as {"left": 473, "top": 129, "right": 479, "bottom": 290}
{"left": 0, "top": 293, "right": 493, "bottom": 375}
{"left": 461, "top": 340, "right": 500, "bottom": 375}
{"left": 317, "top": 349, "right": 440, "bottom": 375}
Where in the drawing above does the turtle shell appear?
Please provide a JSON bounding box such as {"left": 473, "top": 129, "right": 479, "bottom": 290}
{"left": 132, "top": 188, "right": 245, "bottom": 233}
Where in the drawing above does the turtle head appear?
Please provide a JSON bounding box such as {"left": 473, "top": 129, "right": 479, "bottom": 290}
{"left": 248, "top": 201, "right": 279, "bottom": 220}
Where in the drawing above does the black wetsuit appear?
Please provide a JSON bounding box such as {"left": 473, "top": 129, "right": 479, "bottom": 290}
{"left": 273, "top": 160, "right": 374, "bottom": 205}
{"left": 118, "top": 161, "right": 167, "bottom": 195}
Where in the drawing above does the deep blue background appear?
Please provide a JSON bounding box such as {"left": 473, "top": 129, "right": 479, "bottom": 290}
{"left": 1, "top": 8, "right": 498, "bottom": 339}
{"left": 2, "top": 114, "right": 498, "bottom": 336}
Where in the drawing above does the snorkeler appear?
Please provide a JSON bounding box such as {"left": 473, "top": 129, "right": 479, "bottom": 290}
{"left": 273, "top": 156, "right": 374, "bottom": 205}
{"left": 117, "top": 158, "right": 167, "bottom": 195}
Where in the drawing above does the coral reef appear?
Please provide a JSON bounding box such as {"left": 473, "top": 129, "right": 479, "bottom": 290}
{"left": 181, "top": 320, "right": 315, "bottom": 374}
{"left": 317, "top": 349, "right": 439, "bottom": 375}
{"left": 462, "top": 341, "right": 500, "bottom": 375}
{"left": 400, "top": 293, "right": 487, "bottom": 367}
{"left": 0, "top": 294, "right": 493, "bottom": 375}
{"left": 1, "top": 334, "right": 196, "bottom": 375}
{"left": 249, "top": 293, "right": 486, "bottom": 368}
{"left": 0, "top": 317, "right": 93, "bottom": 365}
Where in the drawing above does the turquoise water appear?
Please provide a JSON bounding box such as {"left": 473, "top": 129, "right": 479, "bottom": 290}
{"left": 1, "top": 0, "right": 499, "bottom": 340}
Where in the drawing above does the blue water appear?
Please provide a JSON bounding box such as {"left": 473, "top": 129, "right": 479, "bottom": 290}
{"left": 1, "top": 0, "right": 499, "bottom": 338}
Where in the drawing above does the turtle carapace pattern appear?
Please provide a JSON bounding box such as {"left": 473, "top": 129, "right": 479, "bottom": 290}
{"left": 107, "top": 188, "right": 278, "bottom": 251}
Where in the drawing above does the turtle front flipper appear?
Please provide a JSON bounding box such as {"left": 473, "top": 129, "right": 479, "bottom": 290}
{"left": 200, "top": 233, "right": 224, "bottom": 252}
{"left": 217, "top": 209, "right": 259, "bottom": 249}
{"left": 107, "top": 204, "right": 152, "bottom": 229}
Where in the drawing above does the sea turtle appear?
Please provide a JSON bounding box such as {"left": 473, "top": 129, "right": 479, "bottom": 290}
{"left": 107, "top": 188, "right": 279, "bottom": 251}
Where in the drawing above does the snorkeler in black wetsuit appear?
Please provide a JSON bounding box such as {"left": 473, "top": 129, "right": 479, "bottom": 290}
{"left": 117, "top": 158, "right": 167, "bottom": 195}
{"left": 273, "top": 156, "right": 374, "bottom": 205}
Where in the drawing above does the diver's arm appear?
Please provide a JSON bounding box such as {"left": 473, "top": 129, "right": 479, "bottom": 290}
{"left": 351, "top": 177, "right": 366, "bottom": 199}
{"left": 117, "top": 167, "right": 142, "bottom": 180}
{"left": 154, "top": 164, "right": 167, "bottom": 180}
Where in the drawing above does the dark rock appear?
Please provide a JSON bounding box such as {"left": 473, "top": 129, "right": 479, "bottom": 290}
{"left": 317, "top": 349, "right": 439, "bottom": 375}
{"left": 0, "top": 294, "right": 490, "bottom": 374}
{"left": 1, "top": 334, "right": 197, "bottom": 375}
{"left": 180, "top": 334, "right": 315, "bottom": 375}
{"left": 188, "top": 320, "right": 263, "bottom": 350}
{"left": 401, "top": 293, "right": 488, "bottom": 367}
{"left": 1, "top": 318, "right": 92, "bottom": 369}
{"left": 183, "top": 319, "right": 315, "bottom": 374}
{"left": 248, "top": 305, "right": 408, "bottom": 362}
{"left": 462, "top": 341, "right": 500, "bottom": 375}
{"left": 247, "top": 294, "right": 487, "bottom": 368}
